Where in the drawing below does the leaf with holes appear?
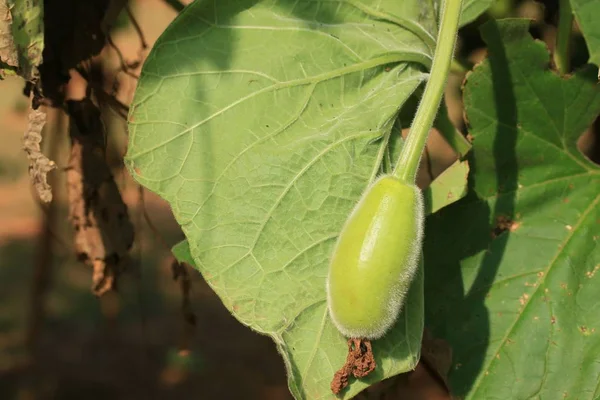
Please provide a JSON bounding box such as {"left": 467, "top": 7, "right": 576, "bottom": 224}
{"left": 425, "top": 19, "right": 600, "bottom": 399}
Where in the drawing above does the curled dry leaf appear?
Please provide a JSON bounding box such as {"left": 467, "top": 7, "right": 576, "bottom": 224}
{"left": 66, "top": 97, "right": 133, "bottom": 295}
{"left": 23, "top": 105, "right": 56, "bottom": 203}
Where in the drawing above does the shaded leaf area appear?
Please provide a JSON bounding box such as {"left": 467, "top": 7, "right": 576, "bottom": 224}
{"left": 424, "top": 19, "right": 600, "bottom": 399}
{"left": 127, "top": 1, "right": 440, "bottom": 399}
{"left": 570, "top": 0, "right": 600, "bottom": 67}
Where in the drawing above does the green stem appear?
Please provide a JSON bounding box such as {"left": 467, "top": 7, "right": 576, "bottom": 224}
{"left": 393, "top": 0, "right": 463, "bottom": 183}
{"left": 554, "top": 0, "right": 572, "bottom": 75}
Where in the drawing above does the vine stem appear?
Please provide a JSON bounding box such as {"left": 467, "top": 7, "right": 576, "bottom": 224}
{"left": 554, "top": 0, "right": 572, "bottom": 75}
{"left": 393, "top": 0, "right": 463, "bottom": 183}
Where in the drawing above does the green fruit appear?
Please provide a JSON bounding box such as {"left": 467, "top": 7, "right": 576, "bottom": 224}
{"left": 326, "top": 175, "right": 424, "bottom": 339}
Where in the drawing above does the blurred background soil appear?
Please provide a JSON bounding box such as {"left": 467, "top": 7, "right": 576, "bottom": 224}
{"left": 0, "top": 0, "right": 597, "bottom": 399}
{"left": 1, "top": 1, "right": 293, "bottom": 399}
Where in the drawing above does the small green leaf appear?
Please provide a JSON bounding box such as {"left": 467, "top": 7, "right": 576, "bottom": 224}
{"left": 424, "top": 159, "right": 470, "bottom": 215}
{"left": 172, "top": 239, "right": 194, "bottom": 267}
{"left": 571, "top": 0, "right": 600, "bottom": 67}
{"left": 425, "top": 19, "right": 600, "bottom": 399}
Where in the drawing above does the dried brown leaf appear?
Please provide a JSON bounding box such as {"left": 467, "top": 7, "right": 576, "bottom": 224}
{"left": 23, "top": 105, "right": 56, "bottom": 203}
{"left": 0, "top": 0, "right": 18, "bottom": 68}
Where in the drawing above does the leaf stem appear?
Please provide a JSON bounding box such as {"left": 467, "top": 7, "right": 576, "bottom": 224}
{"left": 554, "top": 0, "right": 572, "bottom": 75}
{"left": 392, "top": 0, "right": 463, "bottom": 183}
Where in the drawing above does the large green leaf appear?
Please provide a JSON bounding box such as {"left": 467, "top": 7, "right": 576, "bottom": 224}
{"left": 425, "top": 19, "right": 600, "bottom": 399}
{"left": 173, "top": 154, "right": 470, "bottom": 262}
{"left": 126, "top": 1, "right": 471, "bottom": 398}
{"left": 571, "top": 0, "right": 600, "bottom": 67}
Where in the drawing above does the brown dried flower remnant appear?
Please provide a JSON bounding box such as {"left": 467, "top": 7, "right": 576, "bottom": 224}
{"left": 331, "top": 338, "right": 377, "bottom": 395}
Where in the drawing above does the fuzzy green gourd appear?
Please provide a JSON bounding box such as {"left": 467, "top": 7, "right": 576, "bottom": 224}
{"left": 325, "top": 0, "right": 462, "bottom": 340}
{"left": 326, "top": 176, "right": 423, "bottom": 339}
